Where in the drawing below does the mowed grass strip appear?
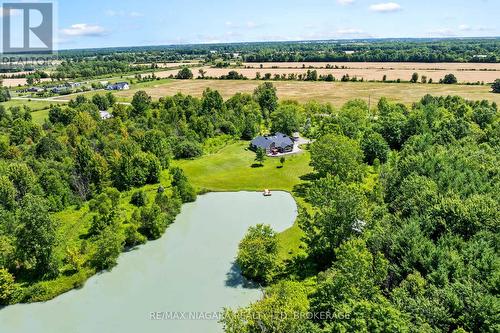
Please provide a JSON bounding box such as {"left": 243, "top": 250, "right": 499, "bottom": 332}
{"left": 115, "top": 80, "right": 500, "bottom": 107}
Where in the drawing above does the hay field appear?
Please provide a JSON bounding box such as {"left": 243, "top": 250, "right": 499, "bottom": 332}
{"left": 151, "top": 62, "right": 499, "bottom": 83}
{"left": 114, "top": 80, "right": 500, "bottom": 107}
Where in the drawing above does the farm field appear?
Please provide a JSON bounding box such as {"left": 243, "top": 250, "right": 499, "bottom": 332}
{"left": 110, "top": 79, "right": 500, "bottom": 107}
{"left": 1, "top": 78, "right": 52, "bottom": 87}
{"left": 243, "top": 61, "right": 500, "bottom": 71}
{"left": 147, "top": 61, "right": 500, "bottom": 83}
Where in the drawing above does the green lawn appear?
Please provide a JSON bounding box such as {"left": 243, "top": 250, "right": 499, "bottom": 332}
{"left": 0, "top": 99, "right": 58, "bottom": 111}
{"left": 175, "top": 140, "right": 313, "bottom": 260}
{"left": 31, "top": 109, "right": 50, "bottom": 125}
{"left": 0, "top": 99, "right": 61, "bottom": 125}
{"left": 175, "top": 141, "right": 312, "bottom": 192}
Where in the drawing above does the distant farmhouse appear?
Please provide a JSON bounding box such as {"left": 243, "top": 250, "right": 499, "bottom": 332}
{"left": 99, "top": 111, "right": 113, "bottom": 120}
{"left": 106, "top": 82, "right": 130, "bottom": 91}
{"left": 51, "top": 86, "right": 70, "bottom": 94}
{"left": 27, "top": 87, "right": 44, "bottom": 93}
{"left": 250, "top": 133, "right": 294, "bottom": 155}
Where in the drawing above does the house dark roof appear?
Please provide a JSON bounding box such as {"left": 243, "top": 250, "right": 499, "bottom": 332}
{"left": 107, "top": 82, "right": 129, "bottom": 90}
{"left": 251, "top": 133, "right": 294, "bottom": 150}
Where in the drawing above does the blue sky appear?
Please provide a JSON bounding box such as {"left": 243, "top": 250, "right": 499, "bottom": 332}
{"left": 3, "top": 0, "right": 500, "bottom": 50}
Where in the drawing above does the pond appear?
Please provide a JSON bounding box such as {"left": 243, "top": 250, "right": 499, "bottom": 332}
{"left": 0, "top": 191, "right": 298, "bottom": 333}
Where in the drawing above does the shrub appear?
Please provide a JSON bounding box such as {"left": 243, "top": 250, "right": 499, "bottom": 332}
{"left": 492, "top": 79, "right": 500, "bottom": 93}
{"left": 0, "top": 268, "right": 17, "bottom": 304}
{"left": 130, "top": 190, "right": 148, "bottom": 207}
{"left": 443, "top": 73, "right": 458, "bottom": 84}
{"left": 176, "top": 67, "right": 193, "bottom": 80}
{"left": 173, "top": 140, "right": 203, "bottom": 159}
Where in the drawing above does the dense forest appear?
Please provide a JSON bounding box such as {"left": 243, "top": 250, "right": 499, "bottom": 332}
{"left": 223, "top": 94, "right": 500, "bottom": 332}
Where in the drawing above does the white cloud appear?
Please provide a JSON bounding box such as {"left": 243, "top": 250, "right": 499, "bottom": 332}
{"left": 129, "top": 11, "right": 144, "bottom": 18}
{"left": 458, "top": 24, "right": 471, "bottom": 31}
{"left": 61, "top": 24, "right": 107, "bottom": 37}
{"left": 369, "top": 2, "right": 402, "bottom": 13}
{"left": 337, "top": 0, "right": 355, "bottom": 5}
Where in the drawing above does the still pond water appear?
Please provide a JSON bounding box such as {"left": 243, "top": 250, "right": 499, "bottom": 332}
{"left": 0, "top": 191, "right": 297, "bottom": 333}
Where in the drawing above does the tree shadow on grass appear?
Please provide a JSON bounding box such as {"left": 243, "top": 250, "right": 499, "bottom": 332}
{"left": 250, "top": 163, "right": 264, "bottom": 168}
{"left": 292, "top": 183, "right": 310, "bottom": 199}
{"left": 293, "top": 172, "right": 321, "bottom": 199}
{"left": 225, "top": 262, "right": 259, "bottom": 289}
{"left": 299, "top": 172, "right": 321, "bottom": 181}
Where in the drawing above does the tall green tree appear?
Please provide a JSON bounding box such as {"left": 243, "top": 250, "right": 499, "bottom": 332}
{"left": 236, "top": 224, "right": 278, "bottom": 284}
{"left": 270, "top": 103, "right": 303, "bottom": 135}
{"left": 0, "top": 176, "right": 16, "bottom": 210}
{"left": 254, "top": 147, "right": 266, "bottom": 166}
{"left": 0, "top": 268, "right": 17, "bottom": 305}
{"left": 221, "top": 281, "right": 312, "bottom": 333}
{"left": 442, "top": 73, "right": 458, "bottom": 84}
{"left": 15, "top": 195, "right": 58, "bottom": 277}
{"left": 301, "top": 177, "right": 367, "bottom": 265}
{"left": 131, "top": 90, "right": 151, "bottom": 116}
{"left": 176, "top": 67, "right": 193, "bottom": 79}
{"left": 410, "top": 72, "right": 419, "bottom": 83}
{"left": 253, "top": 82, "right": 278, "bottom": 117}
{"left": 361, "top": 130, "right": 390, "bottom": 164}
{"left": 310, "top": 134, "right": 364, "bottom": 180}
{"left": 91, "top": 224, "right": 124, "bottom": 271}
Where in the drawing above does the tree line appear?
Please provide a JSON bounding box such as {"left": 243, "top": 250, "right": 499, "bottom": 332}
{"left": 54, "top": 38, "right": 500, "bottom": 64}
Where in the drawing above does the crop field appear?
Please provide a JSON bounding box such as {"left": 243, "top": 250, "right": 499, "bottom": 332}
{"left": 113, "top": 79, "right": 500, "bottom": 107}
{"left": 147, "top": 61, "right": 500, "bottom": 83}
